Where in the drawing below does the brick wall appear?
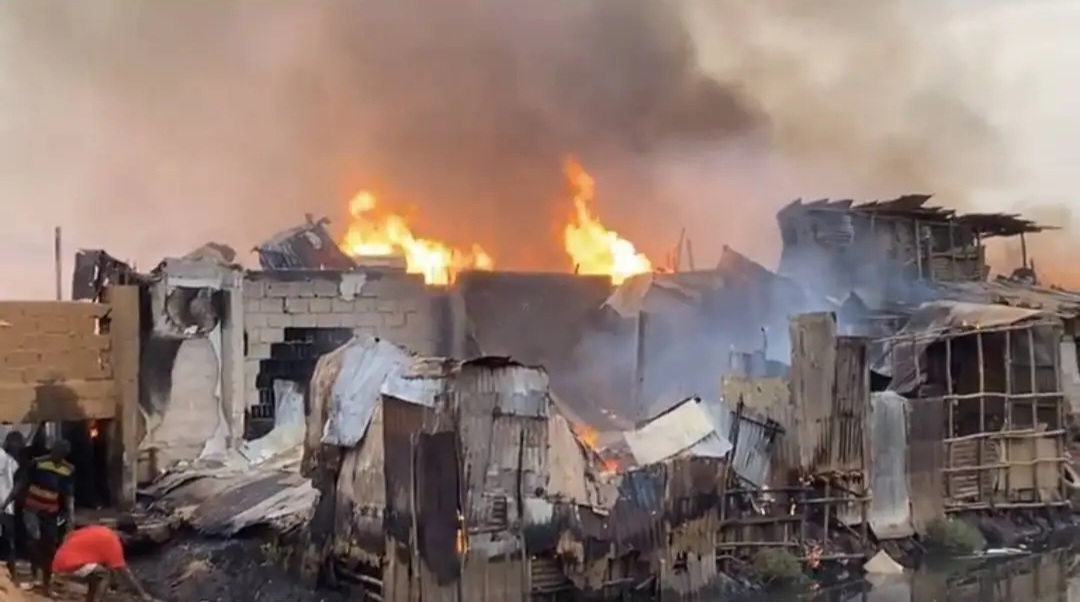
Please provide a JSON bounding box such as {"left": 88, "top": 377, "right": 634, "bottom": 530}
{"left": 241, "top": 270, "right": 439, "bottom": 410}
{"left": 0, "top": 301, "right": 116, "bottom": 422}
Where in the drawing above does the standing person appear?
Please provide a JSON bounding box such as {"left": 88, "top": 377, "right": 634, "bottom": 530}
{"left": 52, "top": 518, "right": 160, "bottom": 602}
{"left": 0, "top": 431, "right": 24, "bottom": 582}
{"left": 19, "top": 439, "right": 74, "bottom": 595}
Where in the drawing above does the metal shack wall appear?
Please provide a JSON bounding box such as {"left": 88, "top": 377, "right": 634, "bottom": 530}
{"left": 451, "top": 361, "right": 549, "bottom": 602}
{"left": 868, "top": 392, "right": 914, "bottom": 539}
{"left": 789, "top": 313, "right": 838, "bottom": 470}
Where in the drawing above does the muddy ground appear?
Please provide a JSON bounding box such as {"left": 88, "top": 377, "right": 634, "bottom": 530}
{"left": 0, "top": 536, "right": 347, "bottom": 602}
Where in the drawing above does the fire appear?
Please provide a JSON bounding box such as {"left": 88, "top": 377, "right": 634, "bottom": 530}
{"left": 563, "top": 158, "right": 652, "bottom": 285}
{"left": 572, "top": 423, "right": 619, "bottom": 475}
{"left": 340, "top": 190, "right": 494, "bottom": 286}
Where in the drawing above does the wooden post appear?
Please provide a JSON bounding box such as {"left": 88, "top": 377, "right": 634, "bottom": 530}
{"left": 1004, "top": 329, "right": 1013, "bottom": 499}
{"left": 632, "top": 312, "right": 648, "bottom": 419}
{"left": 945, "top": 335, "right": 953, "bottom": 501}
{"left": 106, "top": 285, "right": 140, "bottom": 510}
{"left": 1028, "top": 327, "right": 1039, "bottom": 496}
{"left": 976, "top": 332, "right": 986, "bottom": 503}
{"left": 54, "top": 227, "right": 62, "bottom": 301}
{"left": 913, "top": 220, "right": 924, "bottom": 280}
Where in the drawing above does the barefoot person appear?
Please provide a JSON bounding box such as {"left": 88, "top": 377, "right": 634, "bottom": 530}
{"left": 52, "top": 518, "right": 159, "bottom": 602}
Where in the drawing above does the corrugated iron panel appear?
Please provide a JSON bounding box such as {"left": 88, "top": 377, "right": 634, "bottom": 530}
{"left": 380, "top": 357, "right": 456, "bottom": 407}
{"left": 458, "top": 357, "right": 550, "bottom": 417}
{"left": 333, "top": 403, "right": 386, "bottom": 562}
{"left": 703, "top": 399, "right": 776, "bottom": 488}
{"left": 322, "top": 336, "right": 413, "bottom": 447}
{"left": 255, "top": 217, "right": 357, "bottom": 271}
{"left": 790, "top": 313, "right": 838, "bottom": 470}
{"left": 868, "top": 392, "right": 913, "bottom": 539}
{"left": 821, "top": 336, "right": 869, "bottom": 474}
{"left": 907, "top": 398, "right": 946, "bottom": 534}
{"left": 624, "top": 399, "right": 722, "bottom": 466}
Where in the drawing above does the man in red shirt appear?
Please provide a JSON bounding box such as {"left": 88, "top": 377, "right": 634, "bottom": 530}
{"left": 51, "top": 518, "right": 160, "bottom": 602}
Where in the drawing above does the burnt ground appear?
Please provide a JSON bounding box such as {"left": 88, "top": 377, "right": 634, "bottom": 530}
{"left": 121, "top": 536, "right": 348, "bottom": 602}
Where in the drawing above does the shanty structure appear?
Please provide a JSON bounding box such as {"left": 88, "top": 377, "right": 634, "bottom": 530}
{"left": 776, "top": 195, "right": 1051, "bottom": 302}
{"left": 873, "top": 301, "right": 1069, "bottom": 524}
{"left": 377, "top": 355, "right": 617, "bottom": 602}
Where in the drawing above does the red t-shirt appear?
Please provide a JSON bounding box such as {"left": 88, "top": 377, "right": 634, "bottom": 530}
{"left": 52, "top": 526, "right": 126, "bottom": 573}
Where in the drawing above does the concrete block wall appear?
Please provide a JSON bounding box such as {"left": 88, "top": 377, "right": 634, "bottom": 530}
{"left": 241, "top": 270, "right": 440, "bottom": 409}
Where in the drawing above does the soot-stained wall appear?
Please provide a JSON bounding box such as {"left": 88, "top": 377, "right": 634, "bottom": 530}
{"left": 241, "top": 270, "right": 439, "bottom": 412}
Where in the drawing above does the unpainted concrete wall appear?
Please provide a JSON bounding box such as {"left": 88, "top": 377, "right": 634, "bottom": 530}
{"left": 241, "top": 271, "right": 439, "bottom": 408}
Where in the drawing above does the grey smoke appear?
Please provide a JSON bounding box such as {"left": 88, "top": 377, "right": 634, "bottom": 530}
{"left": 0, "top": 0, "right": 1001, "bottom": 298}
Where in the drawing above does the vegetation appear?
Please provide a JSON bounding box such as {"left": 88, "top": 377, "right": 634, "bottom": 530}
{"left": 924, "top": 518, "right": 985, "bottom": 556}
{"left": 749, "top": 548, "right": 807, "bottom": 587}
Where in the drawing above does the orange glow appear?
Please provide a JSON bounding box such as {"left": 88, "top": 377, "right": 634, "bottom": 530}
{"left": 89, "top": 420, "right": 99, "bottom": 439}
{"left": 340, "top": 190, "right": 494, "bottom": 286}
{"left": 563, "top": 158, "right": 652, "bottom": 285}
{"left": 572, "top": 423, "right": 619, "bottom": 475}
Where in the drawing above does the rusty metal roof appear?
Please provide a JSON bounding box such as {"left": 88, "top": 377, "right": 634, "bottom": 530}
{"left": 254, "top": 215, "right": 357, "bottom": 270}
{"left": 781, "top": 195, "right": 1054, "bottom": 237}
{"left": 934, "top": 277, "right": 1080, "bottom": 318}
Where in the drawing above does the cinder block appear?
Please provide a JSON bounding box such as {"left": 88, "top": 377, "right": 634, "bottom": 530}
{"left": 257, "top": 327, "right": 285, "bottom": 344}
{"left": 244, "top": 312, "right": 268, "bottom": 329}
{"left": 284, "top": 297, "right": 309, "bottom": 314}
{"left": 243, "top": 280, "right": 265, "bottom": 300}
{"left": 332, "top": 299, "right": 355, "bottom": 313}
{"left": 293, "top": 281, "right": 316, "bottom": 298}
{"left": 291, "top": 313, "right": 318, "bottom": 328}
{"left": 265, "top": 281, "right": 297, "bottom": 298}
{"left": 308, "top": 298, "right": 332, "bottom": 313}
{"left": 382, "top": 312, "right": 406, "bottom": 328}
{"left": 316, "top": 314, "right": 345, "bottom": 328}
{"left": 350, "top": 312, "right": 382, "bottom": 328}
{"left": 267, "top": 313, "right": 292, "bottom": 328}
{"left": 313, "top": 279, "right": 340, "bottom": 298}
{"left": 353, "top": 326, "right": 378, "bottom": 338}
{"left": 248, "top": 343, "right": 272, "bottom": 359}
{"left": 259, "top": 298, "right": 284, "bottom": 313}
{"left": 244, "top": 298, "right": 262, "bottom": 313}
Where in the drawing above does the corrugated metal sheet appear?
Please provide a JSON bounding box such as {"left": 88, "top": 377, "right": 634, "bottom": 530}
{"left": 868, "top": 392, "right": 914, "bottom": 539}
{"left": 907, "top": 398, "right": 946, "bottom": 534}
{"left": 703, "top": 399, "right": 776, "bottom": 488}
{"left": 872, "top": 300, "right": 1050, "bottom": 393}
{"left": 254, "top": 217, "right": 357, "bottom": 270}
{"left": 822, "top": 336, "right": 869, "bottom": 474}
{"left": 332, "top": 402, "right": 387, "bottom": 563}
{"left": 380, "top": 356, "right": 456, "bottom": 407}
{"left": 322, "top": 336, "right": 412, "bottom": 447}
{"left": 623, "top": 399, "right": 722, "bottom": 466}
{"left": 458, "top": 357, "right": 550, "bottom": 417}
{"left": 185, "top": 470, "right": 317, "bottom": 536}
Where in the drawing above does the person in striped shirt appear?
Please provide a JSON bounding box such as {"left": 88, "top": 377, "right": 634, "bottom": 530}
{"left": 17, "top": 439, "right": 74, "bottom": 596}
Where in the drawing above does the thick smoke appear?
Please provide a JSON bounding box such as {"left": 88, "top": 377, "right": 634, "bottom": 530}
{"left": 0, "top": 0, "right": 1003, "bottom": 298}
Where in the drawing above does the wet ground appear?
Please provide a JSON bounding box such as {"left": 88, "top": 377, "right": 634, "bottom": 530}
{"left": 4, "top": 534, "right": 1080, "bottom": 602}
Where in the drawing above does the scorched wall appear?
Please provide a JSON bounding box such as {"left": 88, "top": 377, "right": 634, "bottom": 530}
{"left": 240, "top": 270, "right": 439, "bottom": 411}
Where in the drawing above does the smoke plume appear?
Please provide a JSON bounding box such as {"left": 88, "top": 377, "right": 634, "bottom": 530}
{"left": 0, "top": 0, "right": 1005, "bottom": 298}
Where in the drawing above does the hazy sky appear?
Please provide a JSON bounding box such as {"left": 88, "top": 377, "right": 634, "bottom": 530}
{"left": 0, "top": 0, "right": 1075, "bottom": 298}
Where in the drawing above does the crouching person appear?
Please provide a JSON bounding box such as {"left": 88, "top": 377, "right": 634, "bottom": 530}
{"left": 51, "top": 519, "right": 160, "bottom": 602}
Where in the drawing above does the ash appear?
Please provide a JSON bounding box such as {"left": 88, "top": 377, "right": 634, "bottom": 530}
{"left": 123, "top": 537, "right": 347, "bottom": 602}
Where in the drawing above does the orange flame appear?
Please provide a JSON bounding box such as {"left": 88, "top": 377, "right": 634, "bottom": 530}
{"left": 340, "top": 191, "right": 494, "bottom": 286}
{"left": 89, "top": 420, "right": 99, "bottom": 440}
{"left": 572, "top": 423, "right": 619, "bottom": 475}
{"left": 563, "top": 158, "right": 652, "bottom": 285}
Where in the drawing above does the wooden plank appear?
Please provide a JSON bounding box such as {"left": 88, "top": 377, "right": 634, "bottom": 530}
{"left": 831, "top": 337, "right": 869, "bottom": 474}
{"left": 0, "top": 380, "right": 116, "bottom": 422}
{"left": 106, "top": 286, "right": 140, "bottom": 510}
{"left": 789, "top": 312, "right": 838, "bottom": 470}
